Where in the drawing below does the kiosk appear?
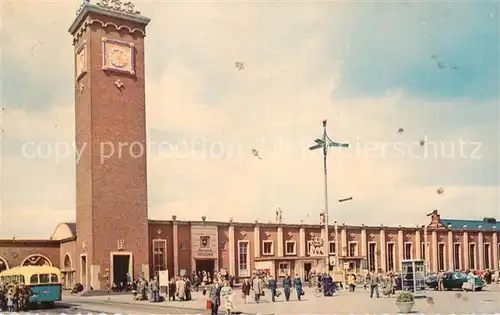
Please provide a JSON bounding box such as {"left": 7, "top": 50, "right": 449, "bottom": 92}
{"left": 401, "top": 259, "right": 426, "bottom": 298}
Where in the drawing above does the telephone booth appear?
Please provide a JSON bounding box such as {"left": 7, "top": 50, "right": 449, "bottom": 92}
{"left": 401, "top": 259, "right": 426, "bottom": 298}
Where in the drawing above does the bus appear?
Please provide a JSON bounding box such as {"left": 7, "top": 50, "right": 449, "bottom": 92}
{"left": 0, "top": 265, "right": 62, "bottom": 306}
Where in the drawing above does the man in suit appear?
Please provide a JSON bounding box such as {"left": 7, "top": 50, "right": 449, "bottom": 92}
{"left": 368, "top": 272, "right": 380, "bottom": 298}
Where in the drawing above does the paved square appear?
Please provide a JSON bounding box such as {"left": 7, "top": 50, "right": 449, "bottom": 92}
{"left": 62, "top": 284, "right": 500, "bottom": 314}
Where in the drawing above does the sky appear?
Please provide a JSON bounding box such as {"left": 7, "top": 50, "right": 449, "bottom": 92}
{"left": 0, "top": 0, "right": 499, "bottom": 238}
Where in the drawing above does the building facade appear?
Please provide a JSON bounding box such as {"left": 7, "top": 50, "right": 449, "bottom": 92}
{"left": 1, "top": 210, "right": 499, "bottom": 290}
{"left": 1, "top": 1, "right": 498, "bottom": 292}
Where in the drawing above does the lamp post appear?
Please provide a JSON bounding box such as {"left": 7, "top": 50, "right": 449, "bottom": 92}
{"left": 309, "top": 120, "right": 349, "bottom": 272}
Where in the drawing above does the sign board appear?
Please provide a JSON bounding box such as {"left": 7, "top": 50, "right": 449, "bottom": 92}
{"left": 191, "top": 225, "right": 219, "bottom": 259}
{"left": 158, "top": 270, "right": 169, "bottom": 287}
{"left": 332, "top": 270, "right": 345, "bottom": 282}
{"left": 329, "top": 256, "right": 336, "bottom": 266}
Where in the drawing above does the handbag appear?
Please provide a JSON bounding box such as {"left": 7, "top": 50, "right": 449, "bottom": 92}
{"left": 261, "top": 291, "right": 265, "bottom": 296}
{"left": 206, "top": 300, "right": 213, "bottom": 310}
{"left": 275, "top": 290, "right": 281, "bottom": 297}
{"left": 300, "top": 289, "right": 305, "bottom": 296}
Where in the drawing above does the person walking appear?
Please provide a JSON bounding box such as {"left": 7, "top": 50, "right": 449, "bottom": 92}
{"left": 368, "top": 271, "right": 380, "bottom": 298}
{"left": 268, "top": 276, "right": 278, "bottom": 302}
{"left": 220, "top": 280, "right": 234, "bottom": 315}
{"left": 293, "top": 274, "right": 303, "bottom": 301}
{"left": 208, "top": 281, "right": 221, "bottom": 315}
{"left": 252, "top": 275, "right": 263, "bottom": 303}
{"left": 383, "top": 272, "right": 395, "bottom": 298}
{"left": 348, "top": 272, "right": 357, "bottom": 292}
{"left": 241, "top": 279, "right": 251, "bottom": 304}
{"left": 283, "top": 274, "right": 292, "bottom": 302}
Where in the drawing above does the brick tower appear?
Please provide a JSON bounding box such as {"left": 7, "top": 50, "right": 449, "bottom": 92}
{"left": 69, "top": 0, "right": 150, "bottom": 290}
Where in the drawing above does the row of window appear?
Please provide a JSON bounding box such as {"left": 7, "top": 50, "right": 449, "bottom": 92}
{"left": 152, "top": 239, "right": 499, "bottom": 276}
{"left": 0, "top": 273, "right": 58, "bottom": 285}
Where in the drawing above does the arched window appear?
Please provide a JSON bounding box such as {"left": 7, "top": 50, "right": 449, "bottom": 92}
{"left": 21, "top": 254, "right": 52, "bottom": 267}
{"left": 0, "top": 257, "right": 9, "bottom": 273}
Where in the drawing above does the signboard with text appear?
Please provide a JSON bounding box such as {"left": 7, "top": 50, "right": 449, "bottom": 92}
{"left": 191, "top": 225, "right": 219, "bottom": 259}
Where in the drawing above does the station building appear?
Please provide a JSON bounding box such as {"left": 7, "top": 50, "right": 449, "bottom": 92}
{"left": 1, "top": 0, "right": 498, "bottom": 292}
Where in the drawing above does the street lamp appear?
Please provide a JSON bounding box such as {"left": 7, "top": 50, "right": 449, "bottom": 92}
{"left": 309, "top": 120, "right": 349, "bottom": 272}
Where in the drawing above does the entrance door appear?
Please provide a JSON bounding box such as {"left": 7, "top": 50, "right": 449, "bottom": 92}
{"left": 195, "top": 259, "right": 215, "bottom": 274}
{"left": 304, "top": 263, "right": 312, "bottom": 281}
{"left": 112, "top": 255, "right": 130, "bottom": 286}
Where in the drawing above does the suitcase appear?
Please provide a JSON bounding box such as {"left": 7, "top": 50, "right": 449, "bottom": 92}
{"left": 462, "top": 282, "right": 473, "bottom": 291}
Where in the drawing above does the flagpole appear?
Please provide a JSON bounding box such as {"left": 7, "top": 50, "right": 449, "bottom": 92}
{"left": 322, "top": 120, "right": 330, "bottom": 273}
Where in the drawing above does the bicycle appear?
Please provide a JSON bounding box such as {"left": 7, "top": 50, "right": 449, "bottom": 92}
{"left": 314, "top": 283, "right": 324, "bottom": 297}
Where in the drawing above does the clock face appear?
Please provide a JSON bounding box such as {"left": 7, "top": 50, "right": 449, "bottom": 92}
{"left": 109, "top": 48, "right": 128, "bottom": 68}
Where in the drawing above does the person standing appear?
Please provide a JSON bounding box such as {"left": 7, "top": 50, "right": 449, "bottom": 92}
{"left": 437, "top": 271, "right": 445, "bottom": 291}
{"left": 252, "top": 275, "right": 263, "bottom": 303}
{"left": 268, "top": 276, "right": 277, "bottom": 302}
{"left": 176, "top": 277, "right": 186, "bottom": 301}
{"left": 150, "top": 277, "right": 159, "bottom": 302}
{"left": 283, "top": 274, "right": 292, "bottom": 302}
{"left": 293, "top": 274, "right": 303, "bottom": 301}
{"left": 368, "top": 272, "right": 380, "bottom": 298}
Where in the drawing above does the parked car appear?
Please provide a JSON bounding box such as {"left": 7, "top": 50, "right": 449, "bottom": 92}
{"left": 426, "top": 272, "right": 484, "bottom": 291}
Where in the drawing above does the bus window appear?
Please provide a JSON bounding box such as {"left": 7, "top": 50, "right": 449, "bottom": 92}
{"left": 20, "top": 275, "right": 25, "bottom": 284}
{"left": 50, "top": 273, "right": 58, "bottom": 283}
{"left": 30, "top": 274, "right": 39, "bottom": 284}
{"left": 12, "top": 276, "right": 18, "bottom": 283}
{"left": 5, "top": 276, "right": 11, "bottom": 283}
{"left": 39, "top": 274, "right": 50, "bottom": 284}
{"left": 0, "top": 276, "right": 4, "bottom": 282}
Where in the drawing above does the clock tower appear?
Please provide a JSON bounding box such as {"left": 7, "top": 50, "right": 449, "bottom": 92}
{"left": 69, "top": 0, "right": 150, "bottom": 290}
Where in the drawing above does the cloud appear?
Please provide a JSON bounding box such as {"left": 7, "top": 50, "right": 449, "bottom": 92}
{"left": 1, "top": 1, "right": 498, "bottom": 238}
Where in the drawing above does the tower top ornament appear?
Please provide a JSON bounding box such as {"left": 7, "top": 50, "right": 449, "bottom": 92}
{"left": 97, "top": 0, "right": 141, "bottom": 15}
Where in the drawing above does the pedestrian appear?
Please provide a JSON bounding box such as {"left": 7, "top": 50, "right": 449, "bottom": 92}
{"left": 150, "top": 276, "right": 159, "bottom": 302}
{"left": 268, "top": 275, "right": 277, "bottom": 302}
{"left": 208, "top": 281, "right": 221, "bottom": 315}
{"left": 438, "top": 271, "right": 445, "bottom": 291}
{"left": 348, "top": 272, "right": 357, "bottom": 292}
{"left": 251, "top": 275, "right": 263, "bottom": 303}
{"left": 383, "top": 272, "right": 395, "bottom": 298}
{"left": 176, "top": 277, "right": 186, "bottom": 301}
{"left": 241, "top": 279, "right": 251, "bottom": 304}
{"left": 168, "top": 278, "right": 176, "bottom": 301}
{"left": 220, "top": 280, "right": 234, "bottom": 315}
{"left": 283, "top": 274, "right": 292, "bottom": 301}
{"left": 368, "top": 271, "right": 380, "bottom": 298}
{"left": 293, "top": 274, "right": 303, "bottom": 301}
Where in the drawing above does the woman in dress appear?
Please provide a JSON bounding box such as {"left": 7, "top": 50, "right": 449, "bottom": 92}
{"left": 383, "top": 272, "right": 395, "bottom": 298}
{"left": 220, "top": 281, "right": 234, "bottom": 315}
